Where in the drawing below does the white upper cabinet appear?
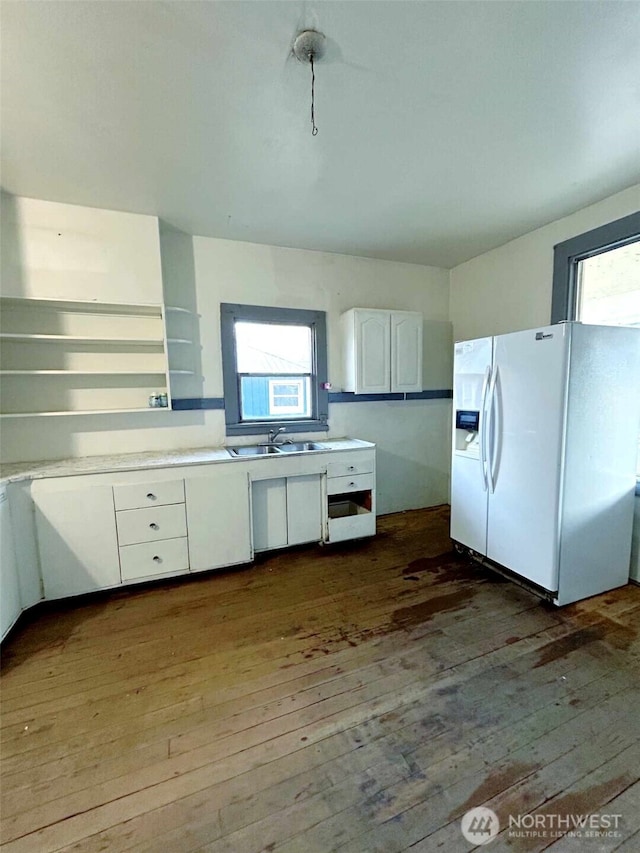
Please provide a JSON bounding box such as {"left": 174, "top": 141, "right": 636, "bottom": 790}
{"left": 341, "top": 308, "right": 422, "bottom": 394}
{"left": 391, "top": 311, "right": 423, "bottom": 393}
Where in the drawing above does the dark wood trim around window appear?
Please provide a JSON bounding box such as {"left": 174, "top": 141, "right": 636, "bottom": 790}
{"left": 220, "top": 303, "right": 329, "bottom": 436}
{"left": 551, "top": 210, "right": 640, "bottom": 324}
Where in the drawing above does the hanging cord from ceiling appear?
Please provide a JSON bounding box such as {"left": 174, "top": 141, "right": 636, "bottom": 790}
{"left": 310, "top": 55, "right": 318, "bottom": 136}
{"left": 293, "top": 29, "right": 326, "bottom": 137}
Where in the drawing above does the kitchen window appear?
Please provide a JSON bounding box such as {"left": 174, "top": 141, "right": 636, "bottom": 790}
{"left": 221, "top": 303, "right": 328, "bottom": 435}
{"left": 551, "top": 211, "right": 640, "bottom": 326}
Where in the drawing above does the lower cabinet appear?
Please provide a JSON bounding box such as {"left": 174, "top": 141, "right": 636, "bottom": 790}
{"left": 252, "top": 474, "right": 323, "bottom": 552}
{"left": 1, "top": 487, "right": 21, "bottom": 641}
{"left": 185, "top": 469, "right": 252, "bottom": 571}
{"left": 287, "top": 475, "right": 323, "bottom": 546}
{"left": 114, "top": 482, "right": 189, "bottom": 582}
{"left": 19, "top": 447, "right": 374, "bottom": 613}
{"left": 33, "top": 483, "right": 121, "bottom": 599}
{"left": 326, "top": 455, "right": 376, "bottom": 543}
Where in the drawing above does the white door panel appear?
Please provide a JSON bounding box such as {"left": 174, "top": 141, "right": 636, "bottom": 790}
{"left": 356, "top": 311, "right": 390, "bottom": 393}
{"left": 186, "top": 471, "right": 252, "bottom": 571}
{"left": 391, "top": 312, "right": 422, "bottom": 393}
{"left": 287, "top": 475, "right": 323, "bottom": 546}
{"left": 486, "top": 325, "right": 568, "bottom": 590}
{"left": 33, "top": 484, "right": 121, "bottom": 599}
{"left": 252, "top": 478, "right": 288, "bottom": 551}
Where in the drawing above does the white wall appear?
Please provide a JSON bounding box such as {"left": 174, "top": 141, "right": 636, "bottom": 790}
{"left": 190, "top": 235, "right": 451, "bottom": 396}
{"left": 1, "top": 200, "right": 453, "bottom": 515}
{"left": 449, "top": 184, "right": 640, "bottom": 342}
{"left": 1, "top": 194, "right": 163, "bottom": 304}
{"left": 189, "top": 236, "right": 453, "bottom": 515}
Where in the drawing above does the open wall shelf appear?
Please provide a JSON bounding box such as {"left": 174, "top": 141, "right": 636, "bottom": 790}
{"left": 0, "top": 296, "right": 171, "bottom": 416}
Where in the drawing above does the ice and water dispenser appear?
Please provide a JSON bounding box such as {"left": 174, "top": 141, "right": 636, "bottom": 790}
{"left": 454, "top": 409, "right": 481, "bottom": 458}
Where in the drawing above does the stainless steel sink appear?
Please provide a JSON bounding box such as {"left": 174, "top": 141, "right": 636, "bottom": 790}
{"left": 228, "top": 445, "right": 282, "bottom": 456}
{"left": 227, "top": 441, "right": 326, "bottom": 456}
{"left": 277, "top": 442, "right": 326, "bottom": 452}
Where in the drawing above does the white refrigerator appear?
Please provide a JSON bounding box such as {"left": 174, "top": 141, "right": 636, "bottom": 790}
{"left": 450, "top": 322, "right": 640, "bottom": 605}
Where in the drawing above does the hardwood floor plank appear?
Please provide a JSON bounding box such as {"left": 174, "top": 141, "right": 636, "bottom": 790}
{"left": 1, "top": 507, "right": 638, "bottom": 853}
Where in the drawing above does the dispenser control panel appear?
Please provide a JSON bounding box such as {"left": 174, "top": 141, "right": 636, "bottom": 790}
{"left": 455, "top": 410, "right": 480, "bottom": 432}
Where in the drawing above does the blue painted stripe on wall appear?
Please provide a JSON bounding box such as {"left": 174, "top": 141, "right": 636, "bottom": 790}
{"left": 172, "top": 390, "right": 453, "bottom": 410}
{"left": 328, "top": 392, "right": 404, "bottom": 403}
{"left": 405, "top": 389, "right": 453, "bottom": 400}
{"left": 171, "top": 397, "right": 225, "bottom": 410}
{"left": 328, "top": 389, "right": 452, "bottom": 403}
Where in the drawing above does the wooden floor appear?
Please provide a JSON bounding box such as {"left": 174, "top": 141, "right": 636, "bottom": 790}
{"left": 1, "top": 506, "right": 639, "bottom": 853}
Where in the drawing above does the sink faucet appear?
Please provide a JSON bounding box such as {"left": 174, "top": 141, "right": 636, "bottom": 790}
{"left": 267, "top": 427, "right": 288, "bottom": 444}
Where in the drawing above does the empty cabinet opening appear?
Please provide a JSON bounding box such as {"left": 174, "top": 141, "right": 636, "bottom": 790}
{"left": 328, "top": 489, "right": 372, "bottom": 519}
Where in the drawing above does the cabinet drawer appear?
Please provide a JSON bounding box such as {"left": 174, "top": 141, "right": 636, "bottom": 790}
{"left": 328, "top": 512, "right": 376, "bottom": 543}
{"left": 113, "top": 480, "right": 184, "bottom": 511}
{"left": 119, "top": 537, "right": 189, "bottom": 581}
{"left": 327, "top": 456, "right": 374, "bottom": 479}
{"left": 327, "top": 473, "right": 374, "bottom": 495}
{"left": 116, "top": 504, "right": 187, "bottom": 547}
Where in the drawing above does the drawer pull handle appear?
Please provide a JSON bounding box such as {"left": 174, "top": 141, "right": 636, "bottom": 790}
{"left": 153, "top": 555, "right": 162, "bottom": 563}
{"left": 348, "top": 466, "right": 355, "bottom": 471}
{"left": 147, "top": 493, "right": 157, "bottom": 500}
{"left": 150, "top": 523, "right": 159, "bottom": 530}
{"left": 349, "top": 482, "right": 356, "bottom": 487}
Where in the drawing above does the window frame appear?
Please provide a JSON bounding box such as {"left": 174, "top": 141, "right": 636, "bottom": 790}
{"left": 220, "top": 303, "right": 329, "bottom": 436}
{"left": 551, "top": 211, "right": 640, "bottom": 324}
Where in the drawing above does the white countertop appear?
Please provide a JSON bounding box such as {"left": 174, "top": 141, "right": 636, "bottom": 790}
{"left": 0, "top": 438, "right": 375, "bottom": 485}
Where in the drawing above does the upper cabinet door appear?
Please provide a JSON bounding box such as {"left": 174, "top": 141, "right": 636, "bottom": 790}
{"left": 391, "top": 312, "right": 422, "bottom": 393}
{"left": 354, "top": 310, "right": 391, "bottom": 394}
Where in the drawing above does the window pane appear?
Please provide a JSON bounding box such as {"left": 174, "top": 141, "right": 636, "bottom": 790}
{"left": 577, "top": 241, "right": 640, "bottom": 326}
{"left": 240, "top": 376, "right": 310, "bottom": 420}
{"left": 235, "top": 322, "right": 312, "bottom": 373}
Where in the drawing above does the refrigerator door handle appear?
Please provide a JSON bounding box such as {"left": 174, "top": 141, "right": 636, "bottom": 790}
{"left": 486, "top": 365, "right": 499, "bottom": 493}
{"left": 489, "top": 367, "right": 502, "bottom": 494}
{"left": 479, "top": 366, "right": 491, "bottom": 492}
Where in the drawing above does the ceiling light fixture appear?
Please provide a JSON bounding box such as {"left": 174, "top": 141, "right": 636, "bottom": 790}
{"left": 293, "top": 29, "right": 326, "bottom": 136}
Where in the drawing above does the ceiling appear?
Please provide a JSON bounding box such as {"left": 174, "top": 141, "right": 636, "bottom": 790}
{"left": 2, "top": 1, "right": 639, "bottom": 268}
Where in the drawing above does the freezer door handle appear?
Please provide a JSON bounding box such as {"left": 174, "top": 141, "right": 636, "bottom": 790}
{"left": 486, "top": 365, "right": 499, "bottom": 493}
{"left": 491, "top": 367, "right": 504, "bottom": 493}
{"left": 479, "top": 365, "right": 491, "bottom": 492}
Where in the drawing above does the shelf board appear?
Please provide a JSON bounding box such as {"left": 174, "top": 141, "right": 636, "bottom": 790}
{"left": 0, "top": 333, "right": 165, "bottom": 346}
{"left": 0, "top": 296, "right": 162, "bottom": 316}
{"left": 0, "top": 408, "right": 171, "bottom": 418}
{"left": 0, "top": 370, "right": 168, "bottom": 376}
